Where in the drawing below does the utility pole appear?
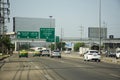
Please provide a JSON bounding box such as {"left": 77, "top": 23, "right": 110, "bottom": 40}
{"left": 0, "top": 0, "right": 10, "bottom": 54}
{"left": 79, "top": 25, "right": 83, "bottom": 41}
{"left": 49, "top": 16, "right": 52, "bottom": 50}
{"left": 60, "top": 27, "right": 63, "bottom": 51}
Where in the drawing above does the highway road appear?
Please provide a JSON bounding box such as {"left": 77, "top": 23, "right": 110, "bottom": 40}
{"left": 0, "top": 53, "right": 120, "bottom": 80}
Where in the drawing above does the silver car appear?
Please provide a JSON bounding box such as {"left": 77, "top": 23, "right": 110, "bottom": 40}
{"left": 41, "top": 50, "right": 50, "bottom": 57}
{"left": 50, "top": 50, "right": 61, "bottom": 58}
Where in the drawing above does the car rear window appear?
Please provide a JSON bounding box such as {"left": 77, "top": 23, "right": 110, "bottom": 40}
{"left": 90, "top": 51, "right": 98, "bottom": 53}
{"left": 54, "top": 51, "right": 60, "bottom": 52}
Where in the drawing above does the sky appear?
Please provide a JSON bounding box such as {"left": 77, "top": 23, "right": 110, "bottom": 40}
{"left": 8, "top": 0, "right": 120, "bottom": 38}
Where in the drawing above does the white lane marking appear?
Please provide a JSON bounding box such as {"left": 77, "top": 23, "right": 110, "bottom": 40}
{"left": 109, "top": 74, "right": 120, "bottom": 78}
{"left": 45, "top": 75, "right": 53, "bottom": 80}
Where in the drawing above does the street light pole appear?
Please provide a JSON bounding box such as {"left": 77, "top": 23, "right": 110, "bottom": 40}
{"left": 49, "top": 16, "right": 52, "bottom": 50}
{"left": 49, "top": 16, "right": 52, "bottom": 28}
{"left": 99, "top": 0, "right": 101, "bottom": 53}
{"left": 49, "top": 16, "right": 56, "bottom": 50}
{"left": 61, "top": 27, "right": 63, "bottom": 51}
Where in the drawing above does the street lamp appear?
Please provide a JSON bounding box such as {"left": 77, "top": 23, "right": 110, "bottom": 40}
{"left": 49, "top": 16, "right": 52, "bottom": 28}
{"left": 49, "top": 16, "right": 56, "bottom": 50}
{"left": 99, "top": 0, "right": 101, "bottom": 53}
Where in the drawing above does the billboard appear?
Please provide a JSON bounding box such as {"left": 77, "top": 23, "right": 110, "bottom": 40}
{"left": 88, "top": 27, "right": 107, "bottom": 39}
{"left": 13, "top": 17, "right": 55, "bottom": 32}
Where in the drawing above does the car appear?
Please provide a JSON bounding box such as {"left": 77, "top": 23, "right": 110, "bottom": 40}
{"left": 41, "top": 50, "right": 50, "bottom": 56}
{"left": 116, "top": 50, "right": 120, "bottom": 59}
{"left": 50, "top": 50, "right": 61, "bottom": 58}
{"left": 19, "top": 50, "right": 28, "bottom": 58}
{"left": 33, "top": 50, "right": 42, "bottom": 57}
{"left": 105, "top": 51, "right": 116, "bottom": 57}
{"left": 84, "top": 50, "right": 101, "bottom": 62}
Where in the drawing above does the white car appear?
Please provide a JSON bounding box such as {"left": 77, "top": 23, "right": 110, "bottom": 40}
{"left": 50, "top": 50, "right": 61, "bottom": 58}
{"left": 116, "top": 51, "right": 120, "bottom": 59}
{"left": 84, "top": 50, "right": 101, "bottom": 62}
{"left": 41, "top": 50, "right": 50, "bottom": 56}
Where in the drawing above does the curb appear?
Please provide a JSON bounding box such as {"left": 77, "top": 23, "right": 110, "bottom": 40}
{"left": 0, "top": 55, "right": 10, "bottom": 61}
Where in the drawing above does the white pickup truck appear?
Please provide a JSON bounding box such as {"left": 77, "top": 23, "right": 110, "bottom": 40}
{"left": 116, "top": 50, "right": 120, "bottom": 59}
{"left": 79, "top": 47, "right": 89, "bottom": 56}
{"left": 116, "top": 48, "right": 120, "bottom": 59}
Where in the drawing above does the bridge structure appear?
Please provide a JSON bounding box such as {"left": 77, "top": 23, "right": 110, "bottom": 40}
{"left": 10, "top": 34, "right": 120, "bottom": 51}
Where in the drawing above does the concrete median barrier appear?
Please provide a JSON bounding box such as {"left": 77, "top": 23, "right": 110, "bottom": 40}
{"left": 0, "top": 55, "right": 10, "bottom": 61}
{"left": 62, "top": 52, "right": 120, "bottom": 64}
{"left": 101, "top": 57, "right": 120, "bottom": 64}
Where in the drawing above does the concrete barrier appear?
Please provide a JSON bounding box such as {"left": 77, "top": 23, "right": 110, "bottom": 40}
{"left": 62, "top": 52, "right": 120, "bottom": 64}
{"left": 0, "top": 55, "right": 10, "bottom": 61}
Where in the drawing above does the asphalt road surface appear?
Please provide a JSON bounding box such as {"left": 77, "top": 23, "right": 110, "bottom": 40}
{"left": 0, "top": 53, "right": 120, "bottom": 80}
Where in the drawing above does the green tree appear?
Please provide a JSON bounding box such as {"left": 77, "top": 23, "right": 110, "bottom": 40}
{"left": 49, "top": 42, "right": 66, "bottom": 51}
{"left": 74, "top": 42, "right": 85, "bottom": 51}
{"left": 0, "top": 36, "right": 14, "bottom": 54}
{"left": 56, "top": 42, "right": 66, "bottom": 51}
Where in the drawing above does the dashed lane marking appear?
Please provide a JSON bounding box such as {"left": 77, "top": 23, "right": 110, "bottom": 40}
{"left": 109, "top": 73, "right": 120, "bottom": 78}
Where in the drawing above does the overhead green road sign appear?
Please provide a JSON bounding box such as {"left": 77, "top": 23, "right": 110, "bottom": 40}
{"left": 17, "top": 31, "right": 39, "bottom": 39}
{"left": 46, "top": 37, "right": 55, "bottom": 42}
{"left": 56, "top": 36, "right": 59, "bottom": 42}
{"left": 40, "top": 28, "right": 55, "bottom": 42}
{"left": 29, "top": 32, "right": 39, "bottom": 39}
{"left": 17, "top": 31, "right": 29, "bottom": 39}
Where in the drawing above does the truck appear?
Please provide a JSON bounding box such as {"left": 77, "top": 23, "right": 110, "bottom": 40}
{"left": 116, "top": 48, "right": 120, "bottom": 59}
{"left": 79, "top": 47, "right": 89, "bottom": 56}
